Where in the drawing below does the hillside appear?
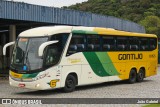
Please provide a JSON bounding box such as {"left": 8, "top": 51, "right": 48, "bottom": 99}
{"left": 64, "top": 0, "right": 160, "bottom": 36}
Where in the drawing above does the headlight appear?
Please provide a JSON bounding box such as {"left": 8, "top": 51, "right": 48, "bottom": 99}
{"left": 35, "top": 84, "right": 40, "bottom": 88}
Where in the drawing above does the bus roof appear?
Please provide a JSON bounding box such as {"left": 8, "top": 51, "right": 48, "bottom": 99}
{"left": 72, "top": 26, "right": 157, "bottom": 38}
{"left": 19, "top": 26, "right": 157, "bottom": 38}
{"left": 19, "top": 26, "right": 72, "bottom": 37}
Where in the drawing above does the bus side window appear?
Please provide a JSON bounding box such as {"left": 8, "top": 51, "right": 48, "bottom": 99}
{"left": 129, "top": 37, "right": 139, "bottom": 51}
{"left": 44, "top": 33, "right": 69, "bottom": 67}
{"left": 67, "top": 34, "right": 85, "bottom": 56}
{"left": 87, "top": 35, "right": 100, "bottom": 51}
{"left": 117, "top": 37, "right": 128, "bottom": 51}
{"left": 140, "top": 38, "right": 149, "bottom": 51}
{"left": 102, "top": 36, "right": 115, "bottom": 51}
{"left": 149, "top": 38, "right": 157, "bottom": 51}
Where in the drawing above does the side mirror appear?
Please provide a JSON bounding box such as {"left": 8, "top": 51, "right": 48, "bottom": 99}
{"left": 3, "top": 41, "right": 15, "bottom": 56}
{"left": 38, "top": 40, "right": 58, "bottom": 57}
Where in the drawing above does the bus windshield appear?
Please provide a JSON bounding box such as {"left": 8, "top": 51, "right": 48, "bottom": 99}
{"left": 11, "top": 37, "right": 48, "bottom": 72}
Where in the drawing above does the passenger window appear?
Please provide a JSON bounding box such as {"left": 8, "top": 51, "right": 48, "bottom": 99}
{"left": 129, "top": 37, "right": 139, "bottom": 51}
{"left": 103, "top": 36, "right": 115, "bottom": 51}
{"left": 140, "top": 38, "right": 149, "bottom": 51}
{"left": 150, "top": 38, "right": 157, "bottom": 50}
{"left": 117, "top": 37, "right": 128, "bottom": 51}
{"left": 87, "top": 35, "right": 100, "bottom": 51}
{"left": 67, "top": 34, "right": 85, "bottom": 55}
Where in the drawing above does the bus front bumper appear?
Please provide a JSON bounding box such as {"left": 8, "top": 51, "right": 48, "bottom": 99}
{"left": 9, "top": 77, "right": 60, "bottom": 90}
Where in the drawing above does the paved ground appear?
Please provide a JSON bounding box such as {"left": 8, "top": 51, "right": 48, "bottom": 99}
{"left": 0, "top": 67, "right": 160, "bottom": 107}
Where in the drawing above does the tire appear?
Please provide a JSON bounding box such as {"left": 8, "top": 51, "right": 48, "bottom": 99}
{"left": 128, "top": 69, "right": 137, "bottom": 84}
{"left": 136, "top": 69, "right": 144, "bottom": 82}
{"left": 63, "top": 75, "right": 76, "bottom": 92}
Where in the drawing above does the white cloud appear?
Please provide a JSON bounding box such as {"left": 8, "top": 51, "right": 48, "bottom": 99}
{"left": 7, "top": 0, "right": 88, "bottom": 7}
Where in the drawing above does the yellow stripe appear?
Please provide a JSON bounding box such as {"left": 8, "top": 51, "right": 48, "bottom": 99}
{"left": 10, "top": 71, "right": 23, "bottom": 78}
{"left": 94, "top": 28, "right": 157, "bottom": 38}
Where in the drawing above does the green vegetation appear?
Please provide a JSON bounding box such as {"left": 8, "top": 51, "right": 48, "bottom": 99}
{"left": 64, "top": 0, "right": 160, "bottom": 36}
{"left": 143, "top": 104, "right": 160, "bottom": 107}
{"left": 140, "top": 16, "right": 160, "bottom": 36}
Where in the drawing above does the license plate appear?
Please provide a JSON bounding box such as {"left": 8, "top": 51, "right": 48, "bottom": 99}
{"left": 18, "top": 83, "right": 25, "bottom": 88}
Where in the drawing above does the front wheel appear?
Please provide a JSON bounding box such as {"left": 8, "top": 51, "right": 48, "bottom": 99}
{"left": 136, "top": 69, "right": 144, "bottom": 82}
{"left": 63, "top": 75, "right": 76, "bottom": 92}
{"left": 128, "top": 69, "right": 137, "bottom": 84}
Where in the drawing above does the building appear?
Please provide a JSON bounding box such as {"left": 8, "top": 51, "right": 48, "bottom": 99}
{"left": 0, "top": 0, "right": 145, "bottom": 75}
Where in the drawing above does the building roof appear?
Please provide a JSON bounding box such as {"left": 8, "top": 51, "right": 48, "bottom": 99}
{"left": 0, "top": 0, "right": 145, "bottom": 33}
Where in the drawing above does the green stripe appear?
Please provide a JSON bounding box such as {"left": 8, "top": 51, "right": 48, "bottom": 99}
{"left": 72, "top": 30, "right": 97, "bottom": 34}
{"left": 83, "top": 52, "right": 110, "bottom": 77}
{"left": 96, "top": 52, "right": 120, "bottom": 76}
{"left": 83, "top": 52, "right": 120, "bottom": 77}
{"left": 22, "top": 72, "right": 39, "bottom": 79}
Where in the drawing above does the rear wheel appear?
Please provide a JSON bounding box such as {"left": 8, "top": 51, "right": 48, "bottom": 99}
{"left": 63, "top": 75, "right": 76, "bottom": 92}
{"left": 136, "top": 68, "right": 144, "bottom": 82}
{"left": 128, "top": 69, "right": 137, "bottom": 84}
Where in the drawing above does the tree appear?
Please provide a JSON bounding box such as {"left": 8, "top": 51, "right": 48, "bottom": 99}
{"left": 66, "top": 0, "right": 160, "bottom": 37}
{"left": 140, "top": 16, "right": 160, "bottom": 37}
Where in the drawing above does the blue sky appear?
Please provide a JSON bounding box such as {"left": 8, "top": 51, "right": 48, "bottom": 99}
{"left": 7, "top": 0, "right": 88, "bottom": 7}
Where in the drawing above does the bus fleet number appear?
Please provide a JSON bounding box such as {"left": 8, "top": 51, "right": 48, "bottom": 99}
{"left": 50, "top": 80, "right": 58, "bottom": 88}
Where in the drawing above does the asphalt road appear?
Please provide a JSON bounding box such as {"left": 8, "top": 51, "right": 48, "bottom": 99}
{"left": 0, "top": 67, "right": 160, "bottom": 107}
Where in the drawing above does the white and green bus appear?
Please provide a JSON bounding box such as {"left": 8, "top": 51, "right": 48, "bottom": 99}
{"left": 3, "top": 26, "right": 158, "bottom": 92}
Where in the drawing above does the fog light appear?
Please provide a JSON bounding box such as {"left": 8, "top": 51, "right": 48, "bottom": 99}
{"left": 35, "top": 84, "right": 40, "bottom": 87}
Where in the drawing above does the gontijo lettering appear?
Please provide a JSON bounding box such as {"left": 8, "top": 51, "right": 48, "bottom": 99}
{"left": 118, "top": 53, "right": 143, "bottom": 60}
